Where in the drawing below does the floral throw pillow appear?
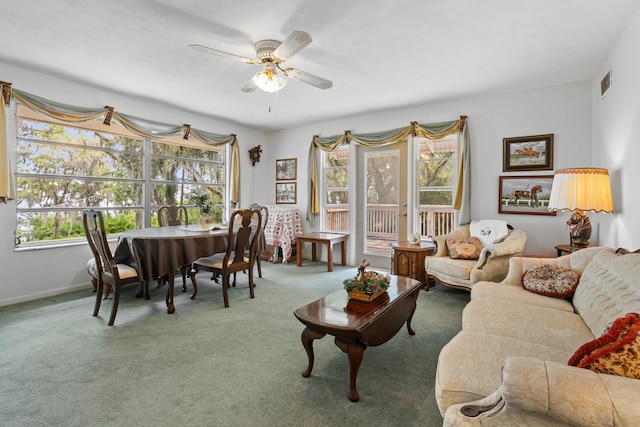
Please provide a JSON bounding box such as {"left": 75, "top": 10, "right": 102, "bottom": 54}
{"left": 522, "top": 264, "right": 580, "bottom": 298}
{"left": 446, "top": 237, "right": 483, "bottom": 260}
{"left": 568, "top": 312, "right": 640, "bottom": 379}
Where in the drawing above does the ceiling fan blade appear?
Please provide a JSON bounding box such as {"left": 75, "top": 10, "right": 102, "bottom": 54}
{"left": 272, "top": 30, "right": 312, "bottom": 62}
{"left": 284, "top": 68, "right": 333, "bottom": 90}
{"left": 189, "top": 44, "right": 258, "bottom": 65}
{"left": 241, "top": 79, "right": 257, "bottom": 92}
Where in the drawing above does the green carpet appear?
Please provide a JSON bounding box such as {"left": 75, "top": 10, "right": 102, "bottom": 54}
{"left": 0, "top": 261, "right": 469, "bottom": 427}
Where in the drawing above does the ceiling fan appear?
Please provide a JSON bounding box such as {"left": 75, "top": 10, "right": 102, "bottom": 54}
{"left": 189, "top": 30, "right": 333, "bottom": 93}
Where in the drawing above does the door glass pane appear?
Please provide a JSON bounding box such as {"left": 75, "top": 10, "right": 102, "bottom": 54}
{"left": 364, "top": 151, "right": 398, "bottom": 257}
{"left": 323, "top": 146, "right": 349, "bottom": 232}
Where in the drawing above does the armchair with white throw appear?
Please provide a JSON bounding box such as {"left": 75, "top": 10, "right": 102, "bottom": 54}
{"left": 425, "top": 220, "right": 526, "bottom": 291}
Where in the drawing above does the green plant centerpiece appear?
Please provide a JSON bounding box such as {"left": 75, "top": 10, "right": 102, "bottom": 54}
{"left": 343, "top": 260, "right": 391, "bottom": 302}
{"left": 190, "top": 191, "right": 214, "bottom": 227}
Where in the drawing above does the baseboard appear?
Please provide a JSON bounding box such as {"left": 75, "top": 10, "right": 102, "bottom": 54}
{"left": 0, "top": 282, "right": 91, "bottom": 307}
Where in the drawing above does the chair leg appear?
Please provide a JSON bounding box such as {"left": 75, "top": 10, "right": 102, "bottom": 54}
{"left": 108, "top": 284, "right": 121, "bottom": 326}
{"left": 190, "top": 267, "right": 199, "bottom": 300}
{"left": 221, "top": 274, "right": 230, "bottom": 308}
{"left": 93, "top": 278, "right": 104, "bottom": 316}
{"left": 248, "top": 264, "right": 255, "bottom": 299}
{"left": 256, "top": 254, "right": 263, "bottom": 278}
{"left": 232, "top": 272, "right": 237, "bottom": 287}
{"left": 180, "top": 265, "right": 188, "bottom": 292}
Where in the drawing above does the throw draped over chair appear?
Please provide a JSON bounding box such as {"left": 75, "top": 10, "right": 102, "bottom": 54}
{"left": 83, "top": 209, "right": 141, "bottom": 326}
{"left": 189, "top": 208, "right": 262, "bottom": 307}
{"left": 157, "top": 205, "right": 190, "bottom": 292}
{"left": 425, "top": 222, "right": 526, "bottom": 291}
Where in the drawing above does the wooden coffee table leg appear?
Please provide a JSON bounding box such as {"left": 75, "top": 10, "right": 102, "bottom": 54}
{"left": 405, "top": 295, "right": 419, "bottom": 335}
{"left": 297, "top": 241, "right": 303, "bottom": 267}
{"left": 301, "top": 327, "right": 326, "bottom": 377}
{"left": 327, "top": 243, "right": 333, "bottom": 272}
{"left": 335, "top": 337, "right": 366, "bottom": 402}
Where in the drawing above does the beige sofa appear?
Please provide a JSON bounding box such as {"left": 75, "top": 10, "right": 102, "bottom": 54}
{"left": 435, "top": 247, "right": 640, "bottom": 426}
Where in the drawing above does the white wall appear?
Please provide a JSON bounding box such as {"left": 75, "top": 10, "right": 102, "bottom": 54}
{"left": 592, "top": 6, "right": 640, "bottom": 251}
{"left": 0, "top": 62, "right": 265, "bottom": 306}
{"left": 262, "top": 82, "right": 593, "bottom": 257}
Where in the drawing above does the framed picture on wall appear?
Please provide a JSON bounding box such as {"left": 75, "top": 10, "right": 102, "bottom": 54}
{"left": 276, "top": 182, "right": 296, "bottom": 204}
{"left": 276, "top": 158, "right": 297, "bottom": 180}
{"left": 503, "top": 134, "right": 553, "bottom": 171}
{"left": 498, "top": 175, "right": 556, "bottom": 215}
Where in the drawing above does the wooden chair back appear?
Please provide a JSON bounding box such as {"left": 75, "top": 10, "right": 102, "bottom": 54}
{"left": 158, "top": 205, "right": 188, "bottom": 227}
{"left": 83, "top": 209, "right": 119, "bottom": 282}
{"left": 223, "top": 208, "right": 262, "bottom": 274}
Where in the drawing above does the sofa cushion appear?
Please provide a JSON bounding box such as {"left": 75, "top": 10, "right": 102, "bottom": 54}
{"left": 572, "top": 252, "right": 640, "bottom": 338}
{"left": 471, "top": 281, "right": 574, "bottom": 312}
{"left": 462, "top": 296, "right": 594, "bottom": 351}
{"left": 568, "top": 312, "right": 640, "bottom": 379}
{"left": 427, "top": 256, "right": 476, "bottom": 281}
{"left": 522, "top": 264, "right": 580, "bottom": 298}
{"left": 470, "top": 219, "right": 509, "bottom": 246}
{"left": 447, "top": 237, "right": 483, "bottom": 260}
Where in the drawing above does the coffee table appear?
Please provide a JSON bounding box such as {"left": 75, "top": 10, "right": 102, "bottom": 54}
{"left": 293, "top": 275, "right": 423, "bottom": 401}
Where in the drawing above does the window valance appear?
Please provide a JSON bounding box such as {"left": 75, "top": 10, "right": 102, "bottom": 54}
{"left": 0, "top": 81, "right": 240, "bottom": 203}
{"left": 307, "top": 116, "right": 469, "bottom": 225}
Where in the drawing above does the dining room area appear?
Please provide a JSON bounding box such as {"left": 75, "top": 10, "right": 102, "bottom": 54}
{"left": 81, "top": 199, "right": 307, "bottom": 326}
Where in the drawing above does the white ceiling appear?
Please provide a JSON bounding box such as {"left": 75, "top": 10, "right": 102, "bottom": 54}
{"left": 1, "top": 0, "right": 638, "bottom": 132}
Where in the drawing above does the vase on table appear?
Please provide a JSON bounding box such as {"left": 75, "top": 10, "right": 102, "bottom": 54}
{"left": 200, "top": 213, "right": 213, "bottom": 229}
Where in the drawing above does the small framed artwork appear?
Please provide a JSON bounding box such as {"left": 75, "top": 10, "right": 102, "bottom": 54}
{"left": 498, "top": 175, "right": 556, "bottom": 216}
{"left": 276, "top": 182, "right": 296, "bottom": 204}
{"left": 276, "top": 158, "right": 297, "bottom": 180}
{"left": 503, "top": 134, "right": 553, "bottom": 172}
{"left": 601, "top": 68, "right": 612, "bottom": 98}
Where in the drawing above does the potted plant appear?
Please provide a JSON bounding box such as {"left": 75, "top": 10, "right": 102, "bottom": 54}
{"left": 190, "top": 191, "right": 214, "bottom": 227}
{"left": 343, "top": 260, "right": 390, "bottom": 302}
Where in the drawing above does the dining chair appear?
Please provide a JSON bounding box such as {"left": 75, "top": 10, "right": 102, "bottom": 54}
{"left": 82, "top": 209, "right": 141, "bottom": 326}
{"left": 249, "top": 204, "right": 269, "bottom": 278}
{"left": 189, "top": 208, "right": 262, "bottom": 307}
{"left": 157, "top": 205, "right": 190, "bottom": 292}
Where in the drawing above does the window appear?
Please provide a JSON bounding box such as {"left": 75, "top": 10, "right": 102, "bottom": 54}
{"left": 322, "top": 145, "right": 349, "bottom": 232}
{"left": 15, "top": 107, "right": 227, "bottom": 246}
{"left": 151, "top": 140, "right": 225, "bottom": 225}
{"left": 417, "top": 135, "right": 456, "bottom": 237}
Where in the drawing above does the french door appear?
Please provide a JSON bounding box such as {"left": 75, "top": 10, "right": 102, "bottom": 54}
{"left": 355, "top": 140, "right": 409, "bottom": 269}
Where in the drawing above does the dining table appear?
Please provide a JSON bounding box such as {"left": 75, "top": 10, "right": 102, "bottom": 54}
{"left": 113, "top": 225, "right": 231, "bottom": 314}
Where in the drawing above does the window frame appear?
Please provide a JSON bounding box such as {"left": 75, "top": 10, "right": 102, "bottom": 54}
{"left": 14, "top": 106, "right": 229, "bottom": 249}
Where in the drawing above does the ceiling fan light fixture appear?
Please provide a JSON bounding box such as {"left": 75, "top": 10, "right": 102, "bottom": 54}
{"left": 252, "top": 64, "right": 287, "bottom": 93}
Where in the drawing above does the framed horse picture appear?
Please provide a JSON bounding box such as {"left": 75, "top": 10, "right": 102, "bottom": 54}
{"left": 503, "top": 134, "right": 553, "bottom": 171}
{"left": 499, "top": 175, "right": 556, "bottom": 216}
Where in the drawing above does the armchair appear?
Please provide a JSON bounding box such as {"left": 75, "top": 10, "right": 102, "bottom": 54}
{"left": 425, "top": 223, "right": 526, "bottom": 291}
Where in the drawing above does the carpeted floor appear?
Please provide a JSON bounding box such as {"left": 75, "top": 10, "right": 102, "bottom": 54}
{"left": 0, "top": 261, "right": 469, "bottom": 427}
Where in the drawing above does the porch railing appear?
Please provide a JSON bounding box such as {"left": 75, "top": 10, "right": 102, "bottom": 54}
{"left": 325, "top": 204, "right": 454, "bottom": 238}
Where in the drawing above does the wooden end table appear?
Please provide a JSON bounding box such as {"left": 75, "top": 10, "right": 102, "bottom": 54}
{"left": 293, "top": 275, "right": 423, "bottom": 402}
{"left": 390, "top": 240, "right": 435, "bottom": 286}
{"left": 555, "top": 244, "right": 587, "bottom": 257}
{"left": 295, "top": 232, "right": 348, "bottom": 272}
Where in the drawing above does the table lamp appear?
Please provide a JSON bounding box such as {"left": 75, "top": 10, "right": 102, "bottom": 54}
{"left": 548, "top": 167, "right": 614, "bottom": 247}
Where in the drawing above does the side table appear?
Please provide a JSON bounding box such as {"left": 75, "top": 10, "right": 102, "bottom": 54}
{"left": 390, "top": 240, "right": 435, "bottom": 287}
{"left": 555, "top": 244, "right": 587, "bottom": 257}
{"left": 296, "top": 232, "right": 348, "bottom": 272}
